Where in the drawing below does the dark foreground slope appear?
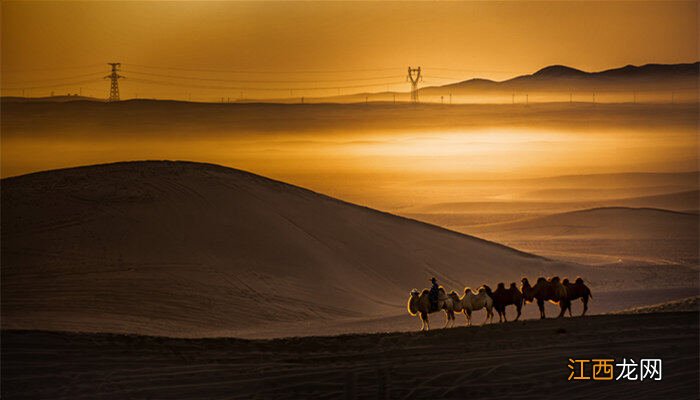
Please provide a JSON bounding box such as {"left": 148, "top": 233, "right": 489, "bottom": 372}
{"left": 3, "top": 312, "right": 698, "bottom": 399}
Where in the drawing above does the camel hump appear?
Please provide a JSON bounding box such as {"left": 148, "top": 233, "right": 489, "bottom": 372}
{"left": 562, "top": 278, "right": 570, "bottom": 285}
{"left": 575, "top": 277, "right": 584, "bottom": 285}
{"left": 497, "top": 282, "right": 506, "bottom": 289}
{"left": 421, "top": 289, "right": 430, "bottom": 296}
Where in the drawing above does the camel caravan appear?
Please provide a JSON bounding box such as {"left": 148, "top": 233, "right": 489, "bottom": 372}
{"left": 407, "top": 276, "right": 592, "bottom": 331}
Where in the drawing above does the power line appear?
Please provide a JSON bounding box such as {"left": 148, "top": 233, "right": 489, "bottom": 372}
{"left": 121, "top": 69, "right": 405, "bottom": 84}
{"left": 126, "top": 77, "right": 406, "bottom": 92}
{"left": 2, "top": 63, "right": 105, "bottom": 73}
{"left": 424, "top": 66, "right": 522, "bottom": 74}
{"left": 124, "top": 63, "right": 401, "bottom": 75}
{"left": 1, "top": 78, "right": 103, "bottom": 90}
{"left": 1, "top": 72, "right": 105, "bottom": 85}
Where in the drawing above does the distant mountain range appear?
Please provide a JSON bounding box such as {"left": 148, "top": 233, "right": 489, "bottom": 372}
{"left": 421, "top": 62, "right": 699, "bottom": 95}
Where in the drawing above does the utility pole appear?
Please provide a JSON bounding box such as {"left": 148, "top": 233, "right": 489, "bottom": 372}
{"left": 406, "top": 66, "right": 422, "bottom": 103}
{"left": 104, "top": 62, "right": 124, "bottom": 102}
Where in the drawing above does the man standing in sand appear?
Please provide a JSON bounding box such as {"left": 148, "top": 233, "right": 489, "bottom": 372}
{"left": 429, "top": 277, "right": 440, "bottom": 311}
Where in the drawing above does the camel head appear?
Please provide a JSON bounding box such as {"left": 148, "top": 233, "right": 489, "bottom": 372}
{"left": 407, "top": 289, "right": 420, "bottom": 316}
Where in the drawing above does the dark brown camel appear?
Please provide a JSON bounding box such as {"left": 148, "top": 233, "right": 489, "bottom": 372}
{"left": 521, "top": 276, "right": 569, "bottom": 319}
{"left": 484, "top": 283, "right": 523, "bottom": 323}
{"left": 562, "top": 277, "right": 592, "bottom": 316}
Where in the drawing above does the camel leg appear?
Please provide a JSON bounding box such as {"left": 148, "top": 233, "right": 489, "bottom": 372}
{"left": 466, "top": 309, "right": 472, "bottom": 326}
{"left": 582, "top": 297, "right": 589, "bottom": 316}
{"left": 420, "top": 312, "right": 429, "bottom": 331}
{"left": 568, "top": 303, "right": 573, "bottom": 317}
{"left": 557, "top": 300, "right": 569, "bottom": 318}
{"left": 538, "top": 299, "right": 545, "bottom": 319}
{"left": 515, "top": 304, "right": 521, "bottom": 322}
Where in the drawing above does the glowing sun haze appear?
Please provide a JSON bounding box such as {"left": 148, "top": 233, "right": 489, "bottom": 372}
{"left": 2, "top": 1, "right": 697, "bottom": 99}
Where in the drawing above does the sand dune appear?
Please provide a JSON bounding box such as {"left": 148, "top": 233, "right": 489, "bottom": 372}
{"left": 3, "top": 311, "right": 697, "bottom": 399}
{"left": 2, "top": 162, "right": 696, "bottom": 338}
{"left": 402, "top": 189, "right": 700, "bottom": 235}
{"left": 467, "top": 207, "right": 699, "bottom": 265}
{"left": 2, "top": 161, "right": 594, "bottom": 338}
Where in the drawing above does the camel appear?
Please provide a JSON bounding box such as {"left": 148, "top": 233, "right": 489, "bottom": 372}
{"left": 484, "top": 283, "right": 522, "bottom": 323}
{"left": 407, "top": 287, "right": 458, "bottom": 331}
{"left": 521, "top": 276, "right": 570, "bottom": 319}
{"left": 459, "top": 287, "right": 494, "bottom": 326}
{"left": 562, "top": 277, "right": 593, "bottom": 316}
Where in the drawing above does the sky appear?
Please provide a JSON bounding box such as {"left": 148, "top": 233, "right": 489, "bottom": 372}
{"left": 2, "top": 1, "right": 698, "bottom": 100}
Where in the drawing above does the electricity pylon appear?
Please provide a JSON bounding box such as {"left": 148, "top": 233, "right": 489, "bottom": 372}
{"left": 105, "top": 63, "right": 124, "bottom": 102}
{"left": 407, "top": 66, "right": 422, "bottom": 103}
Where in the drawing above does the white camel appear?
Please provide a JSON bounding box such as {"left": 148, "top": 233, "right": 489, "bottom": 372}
{"left": 407, "top": 287, "right": 459, "bottom": 331}
{"left": 459, "top": 287, "right": 494, "bottom": 326}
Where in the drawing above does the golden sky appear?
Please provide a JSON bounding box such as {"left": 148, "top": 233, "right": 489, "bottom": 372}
{"left": 2, "top": 1, "right": 698, "bottom": 100}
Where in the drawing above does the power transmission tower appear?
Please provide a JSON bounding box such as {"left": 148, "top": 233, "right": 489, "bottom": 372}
{"left": 406, "top": 66, "right": 422, "bottom": 103}
{"left": 104, "top": 63, "right": 124, "bottom": 102}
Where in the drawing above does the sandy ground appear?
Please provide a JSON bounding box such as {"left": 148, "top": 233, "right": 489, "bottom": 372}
{"left": 614, "top": 296, "right": 699, "bottom": 314}
{"left": 2, "top": 311, "right": 697, "bottom": 399}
